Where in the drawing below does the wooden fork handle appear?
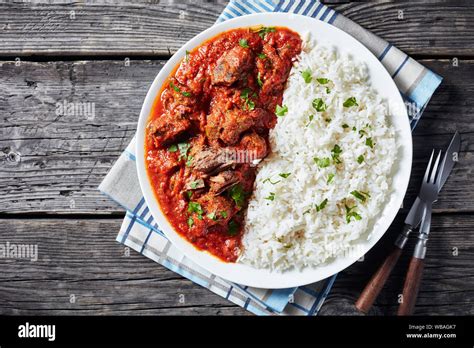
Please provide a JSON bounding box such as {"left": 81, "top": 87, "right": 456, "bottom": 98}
{"left": 398, "top": 257, "right": 425, "bottom": 316}
{"left": 355, "top": 246, "right": 403, "bottom": 313}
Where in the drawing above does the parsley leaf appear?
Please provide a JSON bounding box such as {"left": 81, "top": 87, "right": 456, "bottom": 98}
{"left": 229, "top": 184, "right": 246, "bottom": 207}
{"left": 327, "top": 173, "right": 335, "bottom": 184}
{"left": 312, "top": 98, "right": 327, "bottom": 112}
{"left": 350, "top": 190, "right": 370, "bottom": 203}
{"left": 279, "top": 172, "right": 291, "bottom": 179}
{"left": 316, "top": 78, "right": 331, "bottom": 85}
{"left": 168, "top": 144, "right": 178, "bottom": 152}
{"left": 257, "top": 72, "right": 263, "bottom": 87}
{"left": 254, "top": 26, "right": 276, "bottom": 38}
{"left": 239, "top": 39, "right": 249, "bottom": 48}
{"left": 365, "top": 137, "right": 374, "bottom": 149}
{"left": 314, "top": 157, "right": 331, "bottom": 168}
{"left": 315, "top": 198, "right": 328, "bottom": 212}
{"left": 275, "top": 104, "right": 288, "bottom": 117}
{"left": 227, "top": 220, "right": 239, "bottom": 235}
{"left": 265, "top": 192, "right": 275, "bottom": 201}
{"left": 331, "top": 144, "right": 342, "bottom": 164}
{"left": 301, "top": 69, "right": 312, "bottom": 83}
{"left": 357, "top": 155, "right": 364, "bottom": 164}
{"left": 343, "top": 97, "right": 358, "bottom": 107}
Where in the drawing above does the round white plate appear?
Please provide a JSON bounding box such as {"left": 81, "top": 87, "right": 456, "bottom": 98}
{"left": 136, "top": 13, "right": 412, "bottom": 288}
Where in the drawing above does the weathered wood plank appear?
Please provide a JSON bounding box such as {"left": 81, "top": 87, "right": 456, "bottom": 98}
{"left": 1, "top": 58, "right": 473, "bottom": 214}
{"left": 0, "top": 0, "right": 473, "bottom": 57}
{"left": 319, "top": 214, "right": 474, "bottom": 316}
{"left": 0, "top": 218, "right": 249, "bottom": 315}
{"left": 0, "top": 215, "right": 471, "bottom": 315}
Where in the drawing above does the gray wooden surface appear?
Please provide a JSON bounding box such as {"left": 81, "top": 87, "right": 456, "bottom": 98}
{"left": 0, "top": 0, "right": 473, "bottom": 316}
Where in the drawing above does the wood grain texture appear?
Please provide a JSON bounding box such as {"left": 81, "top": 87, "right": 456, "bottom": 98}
{"left": 0, "top": 214, "right": 472, "bottom": 315}
{"left": 1, "top": 59, "right": 473, "bottom": 214}
{"left": 319, "top": 214, "right": 474, "bottom": 316}
{"left": 0, "top": 0, "right": 473, "bottom": 57}
{"left": 0, "top": 218, "right": 249, "bottom": 315}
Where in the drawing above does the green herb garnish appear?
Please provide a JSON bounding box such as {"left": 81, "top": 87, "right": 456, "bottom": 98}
{"left": 301, "top": 69, "right": 312, "bottom": 83}
{"left": 177, "top": 142, "right": 191, "bottom": 161}
{"left": 188, "top": 201, "right": 203, "bottom": 215}
{"left": 315, "top": 198, "right": 328, "bottom": 212}
{"left": 357, "top": 155, "right": 364, "bottom": 164}
{"left": 239, "top": 39, "right": 249, "bottom": 48}
{"left": 263, "top": 178, "right": 281, "bottom": 185}
{"left": 265, "top": 192, "right": 275, "bottom": 201}
{"left": 258, "top": 53, "right": 267, "bottom": 59}
{"left": 275, "top": 104, "right": 288, "bottom": 117}
{"left": 331, "top": 144, "right": 342, "bottom": 164}
{"left": 170, "top": 81, "right": 191, "bottom": 97}
{"left": 350, "top": 190, "right": 370, "bottom": 203}
{"left": 326, "top": 87, "right": 331, "bottom": 94}
{"left": 312, "top": 98, "right": 327, "bottom": 112}
{"left": 240, "top": 88, "right": 256, "bottom": 111}
{"left": 207, "top": 212, "right": 217, "bottom": 221}
{"left": 305, "top": 114, "right": 314, "bottom": 127}
{"left": 228, "top": 220, "right": 239, "bottom": 236}
{"left": 365, "top": 137, "right": 374, "bottom": 149}
{"left": 279, "top": 173, "right": 291, "bottom": 179}
{"left": 314, "top": 157, "right": 331, "bottom": 168}
{"left": 327, "top": 173, "right": 335, "bottom": 184}
{"left": 254, "top": 26, "right": 276, "bottom": 38}
{"left": 343, "top": 97, "right": 358, "bottom": 107}
{"left": 342, "top": 124, "right": 349, "bottom": 129}
{"left": 168, "top": 144, "right": 178, "bottom": 152}
{"left": 229, "top": 184, "right": 246, "bottom": 207}
{"left": 316, "top": 78, "right": 331, "bottom": 85}
{"left": 345, "top": 203, "right": 362, "bottom": 223}
{"left": 189, "top": 180, "right": 200, "bottom": 189}
{"left": 257, "top": 72, "right": 263, "bottom": 87}
{"left": 187, "top": 217, "right": 194, "bottom": 227}
{"left": 220, "top": 211, "right": 228, "bottom": 218}
{"left": 185, "top": 50, "right": 190, "bottom": 62}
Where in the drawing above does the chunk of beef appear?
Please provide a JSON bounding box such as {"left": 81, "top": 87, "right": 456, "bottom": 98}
{"left": 249, "top": 108, "right": 275, "bottom": 133}
{"left": 211, "top": 46, "right": 254, "bottom": 86}
{"left": 209, "top": 170, "right": 240, "bottom": 195}
{"left": 237, "top": 132, "right": 268, "bottom": 160}
{"left": 147, "top": 112, "right": 191, "bottom": 148}
{"left": 219, "top": 108, "right": 254, "bottom": 145}
{"left": 197, "top": 193, "right": 234, "bottom": 228}
{"left": 191, "top": 146, "right": 235, "bottom": 174}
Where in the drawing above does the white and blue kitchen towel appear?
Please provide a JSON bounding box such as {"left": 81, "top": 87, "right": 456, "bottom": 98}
{"left": 99, "top": 0, "right": 442, "bottom": 315}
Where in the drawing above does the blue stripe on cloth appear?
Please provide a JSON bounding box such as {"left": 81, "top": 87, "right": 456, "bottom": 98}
{"left": 378, "top": 43, "right": 392, "bottom": 61}
{"left": 242, "top": 0, "right": 263, "bottom": 13}
{"left": 140, "top": 206, "right": 149, "bottom": 220}
{"left": 226, "top": 286, "right": 234, "bottom": 299}
{"left": 283, "top": 0, "right": 295, "bottom": 12}
{"left": 311, "top": 2, "right": 324, "bottom": 18}
{"left": 274, "top": 0, "right": 285, "bottom": 12}
{"left": 262, "top": 0, "right": 277, "bottom": 11}
{"left": 227, "top": 4, "right": 244, "bottom": 17}
{"left": 300, "top": 286, "right": 319, "bottom": 297}
{"left": 328, "top": 11, "right": 338, "bottom": 24}
{"left": 139, "top": 229, "right": 153, "bottom": 254}
{"left": 391, "top": 55, "right": 410, "bottom": 78}
{"left": 319, "top": 7, "right": 332, "bottom": 21}
{"left": 243, "top": 297, "right": 251, "bottom": 309}
{"left": 133, "top": 197, "right": 145, "bottom": 214}
{"left": 293, "top": 0, "right": 305, "bottom": 13}
{"left": 124, "top": 150, "right": 136, "bottom": 161}
{"left": 289, "top": 301, "right": 310, "bottom": 313}
{"left": 121, "top": 215, "right": 136, "bottom": 243}
{"left": 408, "top": 70, "right": 443, "bottom": 108}
{"left": 264, "top": 287, "right": 297, "bottom": 312}
{"left": 301, "top": 0, "right": 317, "bottom": 16}
{"left": 233, "top": 0, "right": 252, "bottom": 14}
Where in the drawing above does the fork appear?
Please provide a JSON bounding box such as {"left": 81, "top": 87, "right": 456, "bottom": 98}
{"left": 397, "top": 149, "right": 443, "bottom": 315}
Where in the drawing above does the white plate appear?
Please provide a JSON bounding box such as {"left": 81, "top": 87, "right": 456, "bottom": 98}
{"left": 136, "top": 13, "right": 412, "bottom": 289}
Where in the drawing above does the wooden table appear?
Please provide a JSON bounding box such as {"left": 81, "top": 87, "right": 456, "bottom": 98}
{"left": 0, "top": 0, "right": 472, "bottom": 316}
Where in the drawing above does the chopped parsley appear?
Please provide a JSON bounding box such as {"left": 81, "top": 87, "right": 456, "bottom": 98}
{"left": 189, "top": 180, "right": 200, "bottom": 189}
{"left": 187, "top": 217, "right": 194, "bottom": 227}
{"left": 275, "top": 104, "right": 288, "bottom": 117}
{"left": 359, "top": 129, "right": 368, "bottom": 138}
{"left": 229, "top": 184, "right": 246, "bottom": 207}
{"left": 258, "top": 53, "right": 267, "bottom": 59}
{"left": 254, "top": 26, "right": 276, "bottom": 38}
{"left": 265, "top": 192, "right": 275, "bottom": 201}
{"left": 343, "top": 97, "right": 358, "bottom": 107}
{"left": 327, "top": 173, "right": 335, "bottom": 184}
{"left": 207, "top": 212, "right": 217, "bottom": 221}
{"left": 301, "top": 69, "right": 312, "bottom": 83}
{"left": 312, "top": 98, "right": 327, "bottom": 112}
{"left": 263, "top": 178, "right": 281, "bottom": 185}
{"left": 315, "top": 198, "right": 328, "bottom": 212}
{"left": 257, "top": 72, "right": 263, "bottom": 87}
{"left": 188, "top": 201, "right": 203, "bottom": 215}
{"left": 357, "top": 155, "right": 364, "bottom": 164}
{"left": 279, "top": 172, "right": 291, "bottom": 179}
{"left": 303, "top": 208, "right": 311, "bottom": 215}
{"left": 185, "top": 50, "right": 190, "bottom": 62}
{"left": 186, "top": 191, "right": 193, "bottom": 199}
{"left": 316, "top": 78, "right": 331, "bottom": 85}
{"left": 168, "top": 144, "right": 178, "bottom": 152}
{"left": 227, "top": 220, "right": 239, "bottom": 236}
{"left": 177, "top": 142, "right": 191, "bottom": 161}
{"left": 345, "top": 203, "right": 362, "bottom": 223}
{"left": 314, "top": 157, "right": 331, "bottom": 168}
{"left": 185, "top": 155, "right": 194, "bottom": 167}
{"left": 170, "top": 81, "right": 191, "bottom": 97}
{"left": 365, "top": 137, "right": 374, "bottom": 149}
{"left": 326, "top": 87, "right": 331, "bottom": 94}
{"left": 240, "top": 88, "right": 256, "bottom": 111}
{"left": 239, "top": 38, "right": 249, "bottom": 48}
{"left": 342, "top": 124, "right": 349, "bottom": 129}
{"left": 331, "top": 144, "right": 342, "bottom": 164}
{"left": 220, "top": 211, "right": 228, "bottom": 218}
{"left": 305, "top": 114, "right": 314, "bottom": 127}
{"left": 350, "top": 190, "right": 370, "bottom": 203}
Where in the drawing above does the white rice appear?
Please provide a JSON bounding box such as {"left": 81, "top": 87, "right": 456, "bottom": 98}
{"left": 240, "top": 35, "right": 398, "bottom": 271}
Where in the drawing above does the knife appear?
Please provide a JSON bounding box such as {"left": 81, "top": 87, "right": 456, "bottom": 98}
{"left": 355, "top": 132, "right": 461, "bottom": 314}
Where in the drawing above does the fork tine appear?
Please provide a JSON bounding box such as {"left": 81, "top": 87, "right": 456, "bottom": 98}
{"left": 430, "top": 150, "right": 442, "bottom": 183}
{"left": 423, "top": 150, "right": 435, "bottom": 183}
{"left": 436, "top": 150, "right": 447, "bottom": 188}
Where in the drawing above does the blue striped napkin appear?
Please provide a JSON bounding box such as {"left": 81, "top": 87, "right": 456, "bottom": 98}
{"left": 99, "top": 0, "right": 442, "bottom": 315}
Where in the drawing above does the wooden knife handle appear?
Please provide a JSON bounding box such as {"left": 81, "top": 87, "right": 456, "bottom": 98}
{"left": 398, "top": 257, "right": 425, "bottom": 316}
{"left": 355, "top": 247, "right": 403, "bottom": 314}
